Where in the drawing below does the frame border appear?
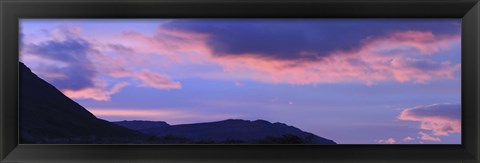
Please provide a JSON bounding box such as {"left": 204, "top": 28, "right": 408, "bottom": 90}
{"left": 1, "top": 0, "right": 479, "bottom": 162}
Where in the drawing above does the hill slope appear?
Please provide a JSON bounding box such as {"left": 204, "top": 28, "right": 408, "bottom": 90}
{"left": 19, "top": 62, "right": 146, "bottom": 144}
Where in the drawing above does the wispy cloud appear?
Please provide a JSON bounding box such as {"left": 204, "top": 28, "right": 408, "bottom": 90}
{"left": 63, "top": 82, "right": 129, "bottom": 101}
{"left": 402, "top": 136, "right": 415, "bottom": 142}
{"left": 418, "top": 131, "right": 441, "bottom": 142}
{"left": 88, "top": 107, "right": 239, "bottom": 124}
{"left": 398, "top": 103, "right": 461, "bottom": 136}
{"left": 135, "top": 69, "right": 181, "bottom": 89}
{"left": 376, "top": 138, "right": 396, "bottom": 144}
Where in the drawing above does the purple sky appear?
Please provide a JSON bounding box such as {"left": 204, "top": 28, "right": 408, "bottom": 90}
{"left": 20, "top": 19, "right": 461, "bottom": 144}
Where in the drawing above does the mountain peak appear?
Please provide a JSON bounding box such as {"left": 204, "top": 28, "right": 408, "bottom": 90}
{"left": 253, "top": 119, "right": 271, "bottom": 124}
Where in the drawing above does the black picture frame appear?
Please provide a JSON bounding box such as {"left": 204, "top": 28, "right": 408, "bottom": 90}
{"left": 1, "top": 0, "right": 479, "bottom": 162}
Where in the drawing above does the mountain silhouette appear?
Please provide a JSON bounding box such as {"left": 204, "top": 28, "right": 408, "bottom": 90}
{"left": 19, "top": 62, "right": 336, "bottom": 144}
{"left": 19, "top": 62, "right": 146, "bottom": 144}
{"left": 114, "top": 119, "right": 336, "bottom": 144}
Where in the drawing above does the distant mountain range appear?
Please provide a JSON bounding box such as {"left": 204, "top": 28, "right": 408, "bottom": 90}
{"left": 19, "top": 62, "right": 336, "bottom": 144}
{"left": 114, "top": 120, "right": 336, "bottom": 144}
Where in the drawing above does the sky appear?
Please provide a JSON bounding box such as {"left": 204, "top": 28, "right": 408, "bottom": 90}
{"left": 19, "top": 19, "right": 461, "bottom": 144}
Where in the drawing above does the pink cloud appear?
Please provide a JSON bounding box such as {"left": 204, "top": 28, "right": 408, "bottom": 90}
{"left": 40, "top": 72, "right": 68, "bottom": 79}
{"left": 21, "top": 26, "right": 185, "bottom": 101}
{"left": 118, "top": 28, "right": 212, "bottom": 64}
{"left": 93, "top": 26, "right": 460, "bottom": 86}
{"left": 376, "top": 138, "right": 396, "bottom": 144}
{"left": 89, "top": 108, "right": 185, "bottom": 117}
{"left": 403, "top": 136, "right": 415, "bottom": 142}
{"left": 418, "top": 131, "right": 441, "bottom": 142}
{"left": 63, "top": 82, "right": 129, "bottom": 101}
{"left": 208, "top": 30, "right": 460, "bottom": 85}
{"left": 88, "top": 107, "right": 239, "bottom": 124}
{"left": 135, "top": 69, "right": 181, "bottom": 89}
{"left": 398, "top": 103, "right": 461, "bottom": 136}
{"left": 234, "top": 81, "right": 244, "bottom": 87}
{"left": 377, "top": 30, "right": 455, "bottom": 55}
{"left": 108, "top": 68, "right": 131, "bottom": 78}
{"left": 50, "top": 26, "right": 82, "bottom": 41}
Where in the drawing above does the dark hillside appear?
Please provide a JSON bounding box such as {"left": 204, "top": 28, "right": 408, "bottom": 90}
{"left": 19, "top": 62, "right": 146, "bottom": 144}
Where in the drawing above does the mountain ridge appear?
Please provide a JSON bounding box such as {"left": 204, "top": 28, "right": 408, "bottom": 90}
{"left": 114, "top": 119, "right": 336, "bottom": 144}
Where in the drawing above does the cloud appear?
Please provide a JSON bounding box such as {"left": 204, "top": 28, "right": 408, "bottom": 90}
{"left": 376, "top": 138, "right": 396, "bottom": 144}
{"left": 87, "top": 107, "right": 239, "bottom": 124}
{"left": 135, "top": 70, "right": 181, "bottom": 89}
{"left": 22, "top": 33, "right": 97, "bottom": 91}
{"left": 89, "top": 108, "right": 185, "bottom": 117}
{"left": 38, "top": 72, "right": 68, "bottom": 79}
{"left": 108, "top": 67, "right": 131, "bottom": 78}
{"left": 21, "top": 28, "right": 130, "bottom": 101}
{"left": 164, "top": 19, "right": 460, "bottom": 60}
{"left": 21, "top": 26, "right": 185, "bottom": 101}
{"left": 63, "top": 82, "right": 129, "bottom": 101}
{"left": 418, "top": 131, "right": 441, "bottom": 142}
{"left": 402, "top": 136, "right": 415, "bottom": 142}
{"left": 234, "top": 81, "right": 244, "bottom": 87}
{"left": 118, "top": 28, "right": 211, "bottom": 64}
{"left": 398, "top": 103, "right": 461, "bottom": 136}
{"left": 120, "top": 26, "right": 460, "bottom": 85}
{"left": 210, "top": 30, "right": 460, "bottom": 85}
